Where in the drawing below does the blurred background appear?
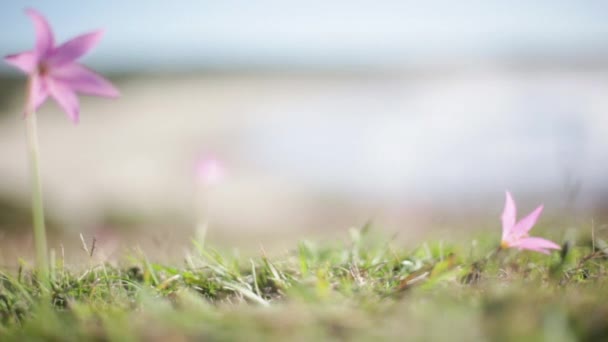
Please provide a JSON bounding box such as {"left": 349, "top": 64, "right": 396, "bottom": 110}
{"left": 0, "top": 1, "right": 607, "bottom": 261}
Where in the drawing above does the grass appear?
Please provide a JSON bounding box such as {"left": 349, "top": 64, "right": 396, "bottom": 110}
{"left": 0, "top": 225, "right": 606, "bottom": 341}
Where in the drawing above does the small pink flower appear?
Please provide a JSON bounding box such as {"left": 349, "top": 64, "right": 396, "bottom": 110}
{"left": 4, "top": 8, "right": 119, "bottom": 123}
{"left": 500, "top": 191, "right": 561, "bottom": 254}
{"left": 196, "top": 156, "right": 224, "bottom": 186}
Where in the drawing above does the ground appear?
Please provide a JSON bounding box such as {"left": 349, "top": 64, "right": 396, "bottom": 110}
{"left": 0, "top": 226, "right": 606, "bottom": 341}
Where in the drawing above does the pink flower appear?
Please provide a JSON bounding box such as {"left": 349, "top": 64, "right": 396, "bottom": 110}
{"left": 4, "top": 8, "right": 119, "bottom": 123}
{"left": 196, "top": 156, "right": 224, "bottom": 186}
{"left": 500, "top": 191, "right": 561, "bottom": 254}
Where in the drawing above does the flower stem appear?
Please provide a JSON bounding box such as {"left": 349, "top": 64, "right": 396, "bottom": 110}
{"left": 24, "top": 96, "right": 49, "bottom": 282}
{"left": 195, "top": 186, "right": 210, "bottom": 247}
{"left": 486, "top": 245, "right": 503, "bottom": 260}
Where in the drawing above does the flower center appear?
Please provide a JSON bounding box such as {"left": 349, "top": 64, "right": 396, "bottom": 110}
{"left": 38, "top": 62, "right": 49, "bottom": 76}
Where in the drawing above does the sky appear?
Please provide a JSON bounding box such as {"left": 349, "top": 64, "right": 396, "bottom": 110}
{"left": 0, "top": 0, "right": 608, "bottom": 72}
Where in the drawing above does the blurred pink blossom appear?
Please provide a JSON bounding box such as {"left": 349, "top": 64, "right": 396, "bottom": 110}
{"left": 500, "top": 191, "right": 561, "bottom": 254}
{"left": 4, "top": 8, "right": 119, "bottom": 123}
{"left": 196, "top": 156, "right": 224, "bottom": 186}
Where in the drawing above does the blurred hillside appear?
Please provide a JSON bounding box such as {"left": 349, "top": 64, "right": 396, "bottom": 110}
{"left": 0, "top": 64, "right": 607, "bottom": 247}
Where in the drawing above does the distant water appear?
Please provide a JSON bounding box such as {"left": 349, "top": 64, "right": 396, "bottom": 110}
{"left": 240, "top": 70, "right": 608, "bottom": 202}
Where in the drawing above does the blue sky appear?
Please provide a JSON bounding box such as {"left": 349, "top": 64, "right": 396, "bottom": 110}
{"left": 1, "top": 0, "right": 608, "bottom": 72}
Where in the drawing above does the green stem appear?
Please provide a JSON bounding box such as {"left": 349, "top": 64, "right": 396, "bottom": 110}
{"left": 195, "top": 185, "right": 210, "bottom": 247}
{"left": 24, "top": 92, "right": 49, "bottom": 282}
{"left": 486, "top": 245, "right": 503, "bottom": 261}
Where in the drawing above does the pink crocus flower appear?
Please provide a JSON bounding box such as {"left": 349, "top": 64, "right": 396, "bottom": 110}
{"left": 500, "top": 191, "right": 561, "bottom": 254}
{"left": 4, "top": 8, "right": 119, "bottom": 123}
{"left": 196, "top": 156, "right": 225, "bottom": 186}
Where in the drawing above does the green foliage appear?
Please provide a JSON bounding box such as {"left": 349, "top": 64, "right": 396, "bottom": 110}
{"left": 0, "top": 228, "right": 606, "bottom": 341}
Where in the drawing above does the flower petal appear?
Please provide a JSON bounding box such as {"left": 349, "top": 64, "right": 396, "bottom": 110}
{"left": 25, "top": 8, "right": 55, "bottom": 57}
{"left": 511, "top": 236, "right": 561, "bottom": 253}
{"left": 47, "top": 80, "right": 80, "bottom": 123}
{"left": 51, "top": 63, "right": 119, "bottom": 97}
{"left": 512, "top": 205, "right": 543, "bottom": 237}
{"left": 28, "top": 75, "right": 49, "bottom": 112}
{"left": 501, "top": 191, "right": 517, "bottom": 240}
{"left": 4, "top": 51, "right": 38, "bottom": 74}
{"left": 46, "top": 31, "right": 104, "bottom": 67}
{"left": 196, "top": 156, "right": 225, "bottom": 186}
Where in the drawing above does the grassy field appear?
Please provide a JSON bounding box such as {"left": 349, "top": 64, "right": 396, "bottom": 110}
{"left": 0, "top": 225, "right": 606, "bottom": 341}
